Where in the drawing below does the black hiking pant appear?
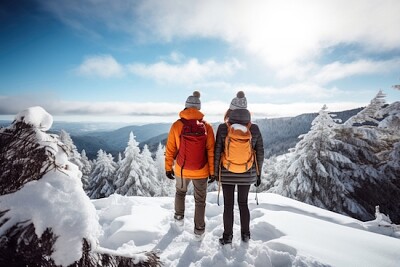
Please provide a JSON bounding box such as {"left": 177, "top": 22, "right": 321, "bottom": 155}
{"left": 222, "top": 184, "right": 251, "bottom": 237}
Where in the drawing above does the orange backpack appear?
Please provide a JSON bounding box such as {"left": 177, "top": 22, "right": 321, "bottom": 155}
{"left": 222, "top": 122, "right": 254, "bottom": 173}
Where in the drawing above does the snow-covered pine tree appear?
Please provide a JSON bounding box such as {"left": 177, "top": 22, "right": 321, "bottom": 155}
{"left": 154, "top": 143, "right": 175, "bottom": 196}
{"left": 115, "top": 132, "right": 155, "bottom": 196}
{"left": 267, "top": 98, "right": 400, "bottom": 222}
{"left": 273, "top": 105, "right": 359, "bottom": 213}
{"left": 380, "top": 101, "right": 400, "bottom": 176}
{"left": 345, "top": 90, "right": 386, "bottom": 126}
{"left": 59, "top": 129, "right": 84, "bottom": 170}
{"left": 87, "top": 149, "right": 117, "bottom": 199}
{"left": 338, "top": 98, "right": 400, "bottom": 222}
{"left": 256, "top": 155, "right": 288, "bottom": 192}
{"left": 378, "top": 101, "right": 400, "bottom": 130}
{"left": 117, "top": 152, "right": 123, "bottom": 165}
{"left": 114, "top": 132, "right": 142, "bottom": 195}
{"left": 80, "top": 149, "right": 92, "bottom": 191}
{"left": 140, "top": 144, "right": 160, "bottom": 196}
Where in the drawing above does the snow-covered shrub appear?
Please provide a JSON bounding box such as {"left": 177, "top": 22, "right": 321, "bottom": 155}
{"left": 0, "top": 106, "right": 160, "bottom": 267}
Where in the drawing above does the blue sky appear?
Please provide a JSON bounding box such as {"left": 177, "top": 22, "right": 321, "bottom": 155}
{"left": 1, "top": 0, "right": 400, "bottom": 124}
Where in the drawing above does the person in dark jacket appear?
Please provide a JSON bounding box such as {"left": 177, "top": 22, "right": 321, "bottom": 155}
{"left": 214, "top": 91, "right": 264, "bottom": 245}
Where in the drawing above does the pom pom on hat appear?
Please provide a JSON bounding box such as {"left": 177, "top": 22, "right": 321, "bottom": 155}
{"left": 236, "top": 91, "right": 245, "bottom": 98}
{"left": 185, "top": 91, "right": 201, "bottom": 110}
{"left": 230, "top": 91, "right": 247, "bottom": 110}
{"left": 192, "top": 90, "right": 200, "bottom": 98}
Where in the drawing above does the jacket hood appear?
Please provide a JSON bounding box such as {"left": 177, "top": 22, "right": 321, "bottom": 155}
{"left": 179, "top": 108, "right": 204, "bottom": 120}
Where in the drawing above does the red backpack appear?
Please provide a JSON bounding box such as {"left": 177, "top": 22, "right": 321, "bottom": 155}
{"left": 176, "top": 118, "right": 207, "bottom": 171}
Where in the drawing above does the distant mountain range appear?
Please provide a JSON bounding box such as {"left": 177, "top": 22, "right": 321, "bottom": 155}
{"left": 73, "top": 107, "right": 363, "bottom": 159}
{"left": 0, "top": 107, "right": 363, "bottom": 160}
{"left": 72, "top": 123, "right": 172, "bottom": 159}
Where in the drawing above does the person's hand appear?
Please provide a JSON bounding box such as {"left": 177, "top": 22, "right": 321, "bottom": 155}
{"left": 255, "top": 175, "right": 261, "bottom": 187}
{"left": 208, "top": 175, "right": 216, "bottom": 183}
{"left": 166, "top": 170, "right": 175, "bottom": 180}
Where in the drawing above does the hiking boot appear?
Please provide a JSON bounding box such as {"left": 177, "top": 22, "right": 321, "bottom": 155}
{"left": 194, "top": 229, "right": 205, "bottom": 241}
{"left": 174, "top": 214, "right": 184, "bottom": 226}
{"left": 219, "top": 234, "right": 233, "bottom": 245}
{"left": 194, "top": 227, "right": 205, "bottom": 236}
{"left": 174, "top": 214, "right": 184, "bottom": 221}
{"left": 241, "top": 233, "right": 250, "bottom": 243}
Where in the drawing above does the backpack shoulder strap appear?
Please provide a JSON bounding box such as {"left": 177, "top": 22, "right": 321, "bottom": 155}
{"left": 246, "top": 122, "right": 252, "bottom": 130}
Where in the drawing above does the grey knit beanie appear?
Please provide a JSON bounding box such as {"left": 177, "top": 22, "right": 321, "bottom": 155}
{"left": 229, "top": 91, "right": 247, "bottom": 110}
{"left": 185, "top": 91, "right": 201, "bottom": 110}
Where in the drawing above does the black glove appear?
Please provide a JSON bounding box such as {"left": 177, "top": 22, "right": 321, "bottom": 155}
{"left": 208, "top": 175, "right": 216, "bottom": 183}
{"left": 166, "top": 170, "right": 175, "bottom": 180}
{"left": 255, "top": 175, "right": 261, "bottom": 187}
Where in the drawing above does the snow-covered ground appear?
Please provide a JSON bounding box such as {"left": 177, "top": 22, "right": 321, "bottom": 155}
{"left": 3, "top": 107, "right": 400, "bottom": 266}
{"left": 92, "top": 192, "right": 400, "bottom": 267}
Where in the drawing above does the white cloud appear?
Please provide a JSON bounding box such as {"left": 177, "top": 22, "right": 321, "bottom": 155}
{"left": 243, "top": 83, "right": 341, "bottom": 99}
{"left": 274, "top": 57, "right": 400, "bottom": 84}
{"left": 161, "top": 51, "right": 186, "bottom": 63}
{"left": 127, "top": 58, "right": 243, "bottom": 84}
{"left": 134, "top": 0, "right": 400, "bottom": 67}
{"left": 75, "top": 55, "right": 124, "bottom": 78}
{"left": 74, "top": 53, "right": 242, "bottom": 83}
{"left": 197, "top": 81, "right": 346, "bottom": 101}
{"left": 42, "top": 0, "right": 400, "bottom": 83}
{"left": 312, "top": 58, "right": 400, "bottom": 84}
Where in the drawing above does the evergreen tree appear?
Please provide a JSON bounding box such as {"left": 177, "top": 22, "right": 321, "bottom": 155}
{"left": 267, "top": 99, "right": 400, "bottom": 222}
{"left": 140, "top": 145, "right": 160, "bottom": 196}
{"left": 117, "top": 152, "right": 123, "bottom": 166}
{"left": 88, "top": 150, "right": 117, "bottom": 199}
{"left": 59, "top": 129, "right": 84, "bottom": 169}
{"left": 154, "top": 143, "right": 175, "bottom": 196}
{"left": 273, "top": 106, "right": 384, "bottom": 217}
{"left": 80, "top": 149, "right": 92, "bottom": 191}
{"left": 378, "top": 101, "right": 400, "bottom": 130}
{"left": 273, "top": 105, "right": 356, "bottom": 212}
{"left": 345, "top": 90, "right": 386, "bottom": 126}
{"left": 381, "top": 141, "right": 400, "bottom": 180}
{"left": 114, "top": 132, "right": 157, "bottom": 196}
{"left": 256, "top": 155, "right": 287, "bottom": 192}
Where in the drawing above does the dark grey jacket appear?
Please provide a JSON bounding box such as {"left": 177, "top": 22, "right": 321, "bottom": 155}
{"left": 214, "top": 109, "right": 264, "bottom": 185}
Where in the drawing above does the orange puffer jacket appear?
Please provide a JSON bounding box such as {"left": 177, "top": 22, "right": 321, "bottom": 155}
{"left": 165, "top": 108, "right": 215, "bottom": 179}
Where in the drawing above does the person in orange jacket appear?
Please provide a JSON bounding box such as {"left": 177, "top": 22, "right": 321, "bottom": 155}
{"left": 165, "top": 91, "right": 215, "bottom": 237}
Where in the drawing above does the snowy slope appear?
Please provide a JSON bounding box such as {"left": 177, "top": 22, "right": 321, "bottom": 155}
{"left": 92, "top": 192, "right": 400, "bottom": 267}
